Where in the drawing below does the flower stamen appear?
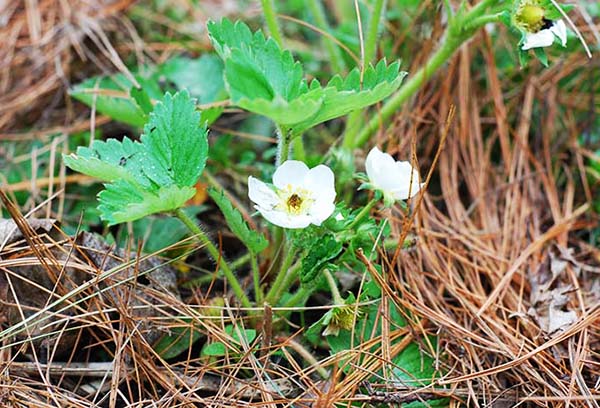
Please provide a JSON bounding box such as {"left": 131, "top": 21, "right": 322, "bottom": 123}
{"left": 286, "top": 193, "right": 303, "bottom": 213}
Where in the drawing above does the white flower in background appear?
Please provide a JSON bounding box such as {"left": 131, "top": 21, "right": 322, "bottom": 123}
{"left": 522, "top": 19, "right": 567, "bottom": 50}
{"left": 248, "top": 160, "right": 336, "bottom": 229}
{"left": 365, "top": 147, "right": 422, "bottom": 202}
{"left": 512, "top": 1, "right": 567, "bottom": 51}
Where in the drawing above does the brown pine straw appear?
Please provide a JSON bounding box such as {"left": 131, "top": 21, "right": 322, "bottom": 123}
{"left": 0, "top": 0, "right": 136, "bottom": 133}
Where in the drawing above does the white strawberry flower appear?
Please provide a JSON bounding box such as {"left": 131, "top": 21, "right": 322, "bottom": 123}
{"left": 365, "top": 146, "right": 422, "bottom": 203}
{"left": 522, "top": 19, "right": 567, "bottom": 50}
{"left": 248, "top": 160, "right": 336, "bottom": 229}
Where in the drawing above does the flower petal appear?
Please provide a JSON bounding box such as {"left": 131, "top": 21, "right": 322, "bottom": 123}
{"left": 522, "top": 28, "right": 555, "bottom": 50}
{"left": 248, "top": 176, "right": 279, "bottom": 208}
{"left": 388, "top": 161, "right": 421, "bottom": 200}
{"left": 257, "top": 206, "right": 313, "bottom": 229}
{"left": 308, "top": 200, "right": 335, "bottom": 226}
{"left": 272, "top": 160, "right": 309, "bottom": 189}
{"left": 550, "top": 20, "right": 567, "bottom": 46}
{"left": 365, "top": 147, "right": 400, "bottom": 192}
{"left": 303, "top": 164, "right": 336, "bottom": 201}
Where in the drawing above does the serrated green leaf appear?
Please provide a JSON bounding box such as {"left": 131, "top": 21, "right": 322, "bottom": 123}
{"left": 140, "top": 91, "right": 208, "bottom": 188}
{"left": 301, "top": 234, "right": 343, "bottom": 284}
{"left": 208, "top": 188, "right": 268, "bottom": 253}
{"left": 65, "top": 90, "right": 207, "bottom": 225}
{"left": 62, "top": 137, "right": 146, "bottom": 185}
{"left": 292, "top": 61, "right": 406, "bottom": 133}
{"left": 208, "top": 19, "right": 319, "bottom": 125}
{"left": 98, "top": 181, "right": 195, "bottom": 225}
{"left": 208, "top": 19, "right": 405, "bottom": 132}
{"left": 160, "top": 54, "right": 226, "bottom": 104}
{"left": 237, "top": 92, "right": 323, "bottom": 126}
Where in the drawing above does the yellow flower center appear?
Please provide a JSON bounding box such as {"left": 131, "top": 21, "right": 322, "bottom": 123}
{"left": 286, "top": 193, "right": 303, "bottom": 213}
{"left": 514, "top": 1, "right": 546, "bottom": 33}
{"left": 277, "top": 185, "right": 314, "bottom": 215}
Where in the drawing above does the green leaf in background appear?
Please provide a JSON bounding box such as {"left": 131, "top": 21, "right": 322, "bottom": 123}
{"left": 153, "top": 322, "right": 203, "bottom": 360}
{"left": 160, "top": 54, "right": 227, "bottom": 125}
{"left": 64, "top": 90, "right": 208, "bottom": 225}
{"left": 161, "top": 55, "right": 226, "bottom": 104}
{"left": 70, "top": 74, "right": 163, "bottom": 128}
{"left": 201, "top": 326, "right": 257, "bottom": 357}
{"left": 207, "top": 188, "right": 268, "bottom": 253}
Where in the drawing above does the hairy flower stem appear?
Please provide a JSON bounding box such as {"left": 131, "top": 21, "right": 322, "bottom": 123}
{"left": 324, "top": 269, "right": 344, "bottom": 304}
{"left": 260, "top": 0, "right": 283, "bottom": 47}
{"left": 343, "top": 0, "right": 501, "bottom": 148}
{"left": 264, "top": 242, "right": 297, "bottom": 305}
{"left": 174, "top": 208, "right": 252, "bottom": 309}
{"left": 275, "top": 125, "right": 290, "bottom": 167}
{"left": 307, "top": 0, "right": 346, "bottom": 73}
{"left": 364, "top": 0, "right": 387, "bottom": 63}
{"left": 347, "top": 198, "right": 378, "bottom": 230}
{"left": 251, "top": 253, "right": 263, "bottom": 303}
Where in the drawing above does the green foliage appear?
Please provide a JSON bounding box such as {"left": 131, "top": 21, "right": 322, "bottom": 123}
{"left": 208, "top": 18, "right": 406, "bottom": 133}
{"left": 71, "top": 55, "right": 227, "bottom": 128}
{"left": 153, "top": 322, "right": 203, "bottom": 360}
{"left": 300, "top": 233, "right": 343, "bottom": 284}
{"left": 207, "top": 188, "right": 268, "bottom": 253}
{"left": 201, "top": 326, "right": 257, "bottom": 357}
{"left": 160, "top": 54, "right": 227, "bottom": 124}
{"left": 324, "top": 299, "right": 444, "bottom": 407}
{"left": 64, "top": 91, "right": 208, "bottom": 225}
{"left": 70, "top": 74, "right": 163, "bottom": 128}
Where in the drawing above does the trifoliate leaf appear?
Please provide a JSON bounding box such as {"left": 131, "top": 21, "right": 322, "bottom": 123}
{"left": 208, "top": 18, "right": 323, "bottom": 125}
{"left": 64, "top": 90, "right": 208, "bottom": 225}
{"left": 300, "top": 233, "right": 343, "bottom": 284}
{"left": 208, "top": 19, "right": 405, "bottom": 133}
{"left": 208, "top": 188, "right": 268, "bottom": 253}
{"left": 98, "top": 181, "right": 195, "bottom": 225}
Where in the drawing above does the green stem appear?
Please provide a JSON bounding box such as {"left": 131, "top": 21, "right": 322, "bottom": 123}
{"left": 364, "top": 0, "right": 387, "bottom": 63}
{"left": 265, "top": 242, "right": 297, "bottom": 305}
{"left": 174, "top": 208, "right": 252, "bottom": 309}
{"left": 292, "top": 134, "right": 306, "bottom": 162}
{"left": 261, "top": 0, "right": 284, "bottom": 47}
{"left": 347, "top": 198, "right": 378, "bottom": 230}
{"left": 465, "top": 12, "right": 504, "bottom": 30}
{"left": 324, "top": 269, "right": 344, "bottom": 304}
{"left": 307, "top": 0, "right": 346, "bottom": 73}
{"left": 344, "top": 3, "right": 501, "bottom": 148}
{"left": 276, "top": 125, "right": 290, "bottom": 166}
{"left": 251, "top": 253, "right": 263, "bottom": 303}
{"left": 283, "top": 285, "right": 312, "bottom": 308}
